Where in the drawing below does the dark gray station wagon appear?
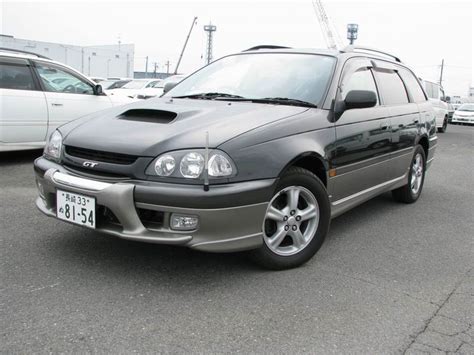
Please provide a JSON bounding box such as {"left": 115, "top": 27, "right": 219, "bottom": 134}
{"left": 34, "top": 45, "right": 438, "bottom": 269}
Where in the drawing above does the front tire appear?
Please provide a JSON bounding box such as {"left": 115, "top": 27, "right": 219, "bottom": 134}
{"left": 250, "top": 167, "right": 330, "bottom": 270}
{"left": 392, "top": 145, "right": 426, "bottom": 203}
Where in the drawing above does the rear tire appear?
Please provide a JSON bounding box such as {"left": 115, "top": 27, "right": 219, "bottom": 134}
{"left": 438, "top": 117, "right": 448, "bottom": 133}
{"left": 392, "top": 145, "right": 426, "bottom": 204}
{"left": 250, "top": 167, "right": 330, "bottom": 270}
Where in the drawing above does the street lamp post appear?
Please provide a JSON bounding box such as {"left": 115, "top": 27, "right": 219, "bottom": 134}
{"left": 347, "top": 23, "right": 359, "bottom": 45}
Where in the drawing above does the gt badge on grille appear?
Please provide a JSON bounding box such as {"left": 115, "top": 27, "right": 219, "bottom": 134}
{"left": 83, "top": 161, "right": 99, "bottom": 168}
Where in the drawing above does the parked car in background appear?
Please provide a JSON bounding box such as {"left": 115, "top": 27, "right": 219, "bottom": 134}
{"left": 451, "top": 103, "right": 474, "bottom": 125}
{"left": 105, "top": 79, "right": 162, "bottom": 99}
{"left": 100, "top": 79, "right": 132, "bottom": 90}
{"left": 422, "top": 79, "right": 449, "bottom": 133}
{"left": 90, "top": 77, "right": 105, "bottom": 83}
{"left": 447, "top": 102, "right": 455, "bottom": 122}
{"left": 0, "top": 48, "right": 133, "bottom": 152}
{"left": 34, "top": 45, "right": 437, "bottom": 270}
{"left": 135, "top": 74, "right": 186, "bottom": 99}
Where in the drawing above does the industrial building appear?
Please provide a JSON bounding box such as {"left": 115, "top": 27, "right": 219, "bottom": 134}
{"left": 0, "top": 34, "right": 134, "bottom": 79}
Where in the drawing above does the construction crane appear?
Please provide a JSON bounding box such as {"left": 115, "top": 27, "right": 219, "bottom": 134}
{"left": 174, "top": 16, "right": 198, "bottom": 74}
{"left": 312, "top": 0, "right": 342, "bottom": 50}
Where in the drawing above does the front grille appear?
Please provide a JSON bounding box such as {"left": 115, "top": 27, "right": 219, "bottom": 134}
{"left": 65, "top": 145, "right": 138, "bottom": 165}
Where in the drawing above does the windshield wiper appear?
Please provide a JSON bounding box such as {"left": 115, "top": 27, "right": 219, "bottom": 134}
{"left": 251, "top": 97, "right": 318, "bottom": 108}
{"left": 172, "top": 92, "right": 245, "bottom": 100}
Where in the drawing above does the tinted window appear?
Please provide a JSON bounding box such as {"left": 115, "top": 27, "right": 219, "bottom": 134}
{"left": 35, "top": 62, "right": 94, "bottom": 95}
{"left": 375, "top": 70, "right": 409, "bottom": 105}
{"left": 341, "top": 68, "right": 378, "bottom": 104}
{"left": 0, "top": 62, "right": 36, "bottom": 91}
{"left": 398, "top": 69, "right": 426, "bottom": 102}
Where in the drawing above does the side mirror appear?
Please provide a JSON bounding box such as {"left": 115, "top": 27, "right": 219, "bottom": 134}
{"left": 163, "top": 81, "right": 178, "bottom": 94}
{"left": 344, "top": 90, "right": 377, "bottom": 110}
{"left": 94, "top": 84, "right": 103, "bottom": 95}
{"left": 445, "top": 96, "right": 451, "bottom": 103}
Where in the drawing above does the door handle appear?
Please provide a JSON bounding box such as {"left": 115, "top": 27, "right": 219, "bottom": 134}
{"left": 412, "top": 118, "right": 419, "bottom": 123}
{"left": 51, "top": 103, "right": 63, "bottom": 107}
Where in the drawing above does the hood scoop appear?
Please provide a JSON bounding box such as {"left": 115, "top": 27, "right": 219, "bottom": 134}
{"left": 118, "top": 109, "right": 177, "bottom": 124}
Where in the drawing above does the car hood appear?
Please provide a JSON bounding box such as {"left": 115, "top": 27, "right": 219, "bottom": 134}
{"left": 454, "top": 110, "right": 474, "bottom": 117}
{"left": 61, "top": 98, "right": 309, "bottom": 157}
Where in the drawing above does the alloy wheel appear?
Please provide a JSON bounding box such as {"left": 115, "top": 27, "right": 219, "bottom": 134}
{"left": 411, "top": 153, "right": 424, "bottom": 195}
{"left": 263, "top": 186, "right": 320, "bottom": 256}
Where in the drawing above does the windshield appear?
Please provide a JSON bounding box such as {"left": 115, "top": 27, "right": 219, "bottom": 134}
{"left": 122, "top": 80, "right": 148, "bottom": 89}
{"left": 458, "top": 104, "right": 474, "bottom": 112}
{"left": 166, "top": 53, "right": 336, "bottom": 105}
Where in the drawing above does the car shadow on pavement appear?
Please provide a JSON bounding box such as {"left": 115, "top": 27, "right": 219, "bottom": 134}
{"left": 43, "top": 191, "right": 401, "bottom": 281}
{"left": 0, "top": 149, "right": 43, "bottom": 166}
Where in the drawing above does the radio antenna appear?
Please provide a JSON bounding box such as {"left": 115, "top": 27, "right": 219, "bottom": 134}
{"left": 203, "top": 131, "right": 210, "bottom": 191}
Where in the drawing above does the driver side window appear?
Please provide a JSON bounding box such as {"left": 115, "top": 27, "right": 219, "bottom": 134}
{"left": 341, "top": 68, "right": 379, "bottom": 105}
{"left": 35, "top": 62, "right": 94, "bottom": 95}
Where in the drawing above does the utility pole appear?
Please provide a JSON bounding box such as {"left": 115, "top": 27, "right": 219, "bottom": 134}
{"left": 204, "top": 23, "right": 217, "bottom": 65}
{"left": 174, "top": 16, "right": 198, "bottom": 74}
{"left": 165, "top": 60, "right": 170, "bottom": 74}
{"left": 145, "top": 56, "right": 149, "bottom": 78}
{"left": 439, "top": 59, "right": 445, "bottom": 86}
{"left": 153, "top": 62, "right": 158, "bottom": 78}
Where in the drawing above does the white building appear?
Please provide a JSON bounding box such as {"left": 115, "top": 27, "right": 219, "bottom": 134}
{"left": 0, "top": 34, "right": 134, "bottom": 78}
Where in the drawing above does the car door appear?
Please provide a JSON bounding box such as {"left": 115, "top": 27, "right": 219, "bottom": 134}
{"left": 0, "top": 56, "right": 48, "bottom": 146}
{"left": 31, "top": 60, "right": 113, "bottom": 137}
{"left": 331, "top": 58, "right": 391, "bottom": 201}
{"left": 373, "top": 63, "right": 419, "bottom": 180}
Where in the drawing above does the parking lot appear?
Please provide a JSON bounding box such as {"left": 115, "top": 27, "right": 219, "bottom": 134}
{"left": 1, "top": 124, "right": 472, "bottom": 353}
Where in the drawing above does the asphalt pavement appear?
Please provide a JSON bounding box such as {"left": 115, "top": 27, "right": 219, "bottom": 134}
{"left": 1, "top": 124, "right": 473, "bottom": 354}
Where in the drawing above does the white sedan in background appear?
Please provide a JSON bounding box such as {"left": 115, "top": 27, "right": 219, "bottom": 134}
{"left": 0, "top": 49, "right": 134, "bottom": 152}
{"left": 105, "top": 79, "right": 162, "bottom": 99}
{"left": 135, "top": 74, "right": 187, "bottom": 99}
{"left": 451, "top": 103, "right": 474, "bottom": 125}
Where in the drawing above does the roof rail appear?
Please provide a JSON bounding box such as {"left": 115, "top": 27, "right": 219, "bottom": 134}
{"left": 343, "top": 45, "right": 402, "bottom": 63}
{"left": 243, "top": 45, "right": 291, "bottom": 52}
{"left": 0, "top": 47, "right": 51, "bottom": 60}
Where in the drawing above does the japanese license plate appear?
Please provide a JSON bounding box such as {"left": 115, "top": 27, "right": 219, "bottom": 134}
{"left": 56, "top": 190, "right": 96, "bottom": 228}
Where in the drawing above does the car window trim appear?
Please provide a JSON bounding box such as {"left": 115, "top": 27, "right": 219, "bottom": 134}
{"left": 336, "top": 57, "right": 381, "bottom": 106}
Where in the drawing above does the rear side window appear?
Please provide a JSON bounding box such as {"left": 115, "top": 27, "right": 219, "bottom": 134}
{"left": 0, "top": 62, "right": 37, "bottom": 91}
{"left": 341, "top": 68, "right": 379, "bottom": 105}
{"left": 398, "top": 69, "right": 426, "bottom": 102}
{"left": 375, "top": 70, "right": 409, "bottom": 105}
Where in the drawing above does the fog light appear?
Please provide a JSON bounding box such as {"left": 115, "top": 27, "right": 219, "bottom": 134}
{"left": 170, "top": 214, "right": 199, "bottom": 231}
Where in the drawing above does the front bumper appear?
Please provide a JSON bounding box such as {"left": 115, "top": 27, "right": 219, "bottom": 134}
{"left": 34, "top": 158, "right": 276, "bottom": 252}
{"left": 452, "top": 116, "right": 474, "bottom": 124}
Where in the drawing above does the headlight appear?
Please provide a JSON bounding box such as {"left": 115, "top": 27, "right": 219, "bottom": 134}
{"left": 43, "top": 130, "right": 62, "bottom": 161}
{"left": 180, "top": 152, "right": 204, "bottom": 178}
{"left": 146, "top": 149, "right": 236, "bottom": 179}
{"left": 154, "top": 154, "right": 175, "bottom": 176}
{"left": 208, "top": 154, "right": 233, "bottom": 177}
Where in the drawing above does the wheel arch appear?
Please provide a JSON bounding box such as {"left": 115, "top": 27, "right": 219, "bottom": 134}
{"left": 416, "top": 135, "right": 429, "bottom": 158}
{"left": 279, "top": 152, "right": 329, "bottom": 187}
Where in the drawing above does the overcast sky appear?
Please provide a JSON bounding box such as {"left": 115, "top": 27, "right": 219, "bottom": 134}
{"left": 1, "top": 0, "right": 473, "bottom": 96}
